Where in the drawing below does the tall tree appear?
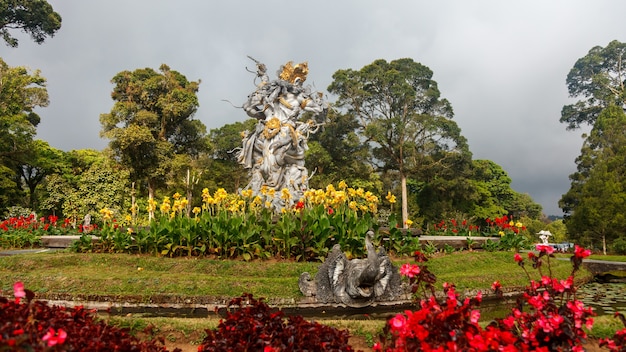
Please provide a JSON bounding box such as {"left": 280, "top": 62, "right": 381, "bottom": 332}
{"left": 0, "top": 57, "right": 48, "bottom": 210}
{"left": 100, "top": 64, "right": 205, "bottom": 217}
{"left": 561, "top": 40, "right": 626, "bottom": 130}
{"left": 0, "top": 0, "right": 62, "bottom": 47}
{"left": 306, "top": 109, "right": 379, "bottom": 191}
{"left": 201, "top": 119, "right": 256, "bottom": 192}
{"left": 561, "top": 105, "right": 626, "bottom": 253}
{"left": 328, "top": 58, "right": 468, "bottom": 226}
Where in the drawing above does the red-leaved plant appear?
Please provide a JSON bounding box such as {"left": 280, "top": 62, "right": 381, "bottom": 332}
{"left": 376, "top": 245, "right": 599, "bottom": 351}
{"left": 0, "top": 282, "right": 176, "bottom": 351}
{"left": 198, "top": 293, "right": 358, "bottom": 352}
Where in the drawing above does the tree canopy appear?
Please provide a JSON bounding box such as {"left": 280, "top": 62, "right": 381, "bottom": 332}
{"left": 0, "top": 57, "right": 48, "bottom": 209}
{"left": 327, "top": 58, "right": 470, "bottom": 226}
{"left": 99, "top": 64, "right": 206, "bottom": 203}
{"left": 0, "top": 0, "right": 62, "bottom": 47}
{"left": 561, "top": 40, "right": 626, "bottom": 130}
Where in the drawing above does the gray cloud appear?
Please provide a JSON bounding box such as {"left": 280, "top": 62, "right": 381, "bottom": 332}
{"left": 2, "top": 0, "right": 623, "bottom": 215}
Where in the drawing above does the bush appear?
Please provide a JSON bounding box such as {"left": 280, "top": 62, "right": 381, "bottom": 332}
{"left": 0, "top": 282, "right": 177, "bottom": 351}
{"left": 376, "top": 245, "right": 599, "bottom": 351}
{"left": 198, "top": 293, "right": 358, "bottom": 351}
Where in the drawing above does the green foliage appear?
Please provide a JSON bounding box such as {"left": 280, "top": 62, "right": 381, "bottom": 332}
{"left": 328, "top": 58, "right": 470, "bottom": 224}
{"left": 561, "top": 105, "right": 626, "bottom": 252}
{"left": 0, "top": 0, "right": 62, "bottom": 47}
{"left": 561, "top": 40, "right": 626, "bottom": 130}
{"left": 0, "top": 58, "right": 49, "bottom": 210}
{"left": 100, "top": 64, "right": 207, "bottom": 197}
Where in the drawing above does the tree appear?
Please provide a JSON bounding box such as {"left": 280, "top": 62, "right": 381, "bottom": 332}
{"left": 0, "top": 0, "right": 62, "bottom": 47}
{"left": 203, "top": 119, "right": 256, "bottom": 193}
{"left": 560, "top": 105, "right": 626, "bottom": 253}
{"left": 0, "top": 57, "right": 48, "bottom": 210}
{"left": 306, "top": 109, "right": 379, "bottom": 191}
{"left": 100, "top": 64, "right": 205, "bottom": 217}
{"left": 18, "top": 139, "right": 63, "bottom": 210}
{"left": 328, "top": 58, "right": 469, "bottom": 226}
{"left": 561, "top": 40, "right": 626, "bottom": 130}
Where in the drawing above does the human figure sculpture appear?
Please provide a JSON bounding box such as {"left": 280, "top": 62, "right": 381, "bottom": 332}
{"left": 299, "top": 231, "right": 404, "bottom": 308}
{"left": 236, "top": 58, "right": 326, "bottom": 211}
{"left": 537, "top": 230, "right": 552, "bottom": 245}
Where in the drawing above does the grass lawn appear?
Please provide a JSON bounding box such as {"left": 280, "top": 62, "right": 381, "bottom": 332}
{"left": 0, "top": 249, "right": 617, "bottom": 351}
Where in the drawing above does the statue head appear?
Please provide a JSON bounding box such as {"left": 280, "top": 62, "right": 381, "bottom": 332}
{"left": 279, "top": 61, "right": 308, "bottom": 84}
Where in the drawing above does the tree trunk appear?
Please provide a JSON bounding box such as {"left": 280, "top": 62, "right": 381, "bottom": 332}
{"left": 603, "top": 233, "right": 607, "bottom": 255}
{"left": 148, "top": 179, "right": 155, "bottom": 221}
{"left": 401, "top": 172, "right": 408, "bottom": 229}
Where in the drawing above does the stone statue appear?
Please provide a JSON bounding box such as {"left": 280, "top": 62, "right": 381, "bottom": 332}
{"left": 236, "top": 57, "right": 326, "bottom": 211}
{"left": 299, "top": 231, "right": 404, "bottom": 307}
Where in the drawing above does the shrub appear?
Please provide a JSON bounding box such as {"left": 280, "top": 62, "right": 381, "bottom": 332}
{"left": 198, "top": 293, "right": 358, "bottom": 351}
{"left": 0, "top": 282, "right": 176, "bottom": 351}
{"left": 376, "top": 245, "right": 598, "bottom": 351}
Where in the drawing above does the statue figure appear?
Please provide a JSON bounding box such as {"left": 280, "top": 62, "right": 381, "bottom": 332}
{"left": 299, "top": 232, "right": 404, "bottom": 308}
{"left": 537, "top": 230, "right": 553, "bottom": 245}
{"left": 236, "top": 57, "right": 326, "bottom": 211}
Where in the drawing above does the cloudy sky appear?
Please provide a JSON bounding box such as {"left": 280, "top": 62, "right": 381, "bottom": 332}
{"left": 3, "top": 0, "right": 624, "bottom": 216}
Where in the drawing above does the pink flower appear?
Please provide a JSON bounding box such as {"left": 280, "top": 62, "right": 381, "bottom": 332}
{"left": 42, "top": 328, "right": 67, "bottom": 347}
{"left": 491, "top": 280, "right": 502, "bottom": 291}
{"left": 390, "top": 314, "right": 406, "bottom": 331}
{"left": 400, "top": 263, "right": 420, "bottom": 278}
{"left": 514, "top": 253, "right": 523, "bottom": 263}
{"left": 470, "top": 309, "right": 481, "bottom": 324}
{"left": 13, "top": 282, "right": 25, "bottom": 303}
{"left": 536, "top": 244, "right": 555, "bottom": 254}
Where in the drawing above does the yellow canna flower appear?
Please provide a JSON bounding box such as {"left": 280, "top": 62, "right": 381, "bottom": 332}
{"left": 405, "top": 219, "right": 414, "bottom": 228}
{"left": 515, "top": 222, "right": 523, "bottom": 228}
{"left": 173, "top": 192, "right": 182, "bottom": 200}
{"left": 192, "top": 207, "right": 201, "bottom": 215}
{"left": 348, "top": 201, "right": 358, "bottom": 211}
{"left": 338, "top": 180, "right": 348, "bottom": 190}
{"left": 280, "top": 188, "right": 291, "bottom": 201}
{"left": 386, "top": 191, "right": 397, "bottom": 204}
{"left": 241, "top": 189, "right": 254, "bottom": 198}
{"left": 499, "top": 231, "right": 505, "bottom": 236}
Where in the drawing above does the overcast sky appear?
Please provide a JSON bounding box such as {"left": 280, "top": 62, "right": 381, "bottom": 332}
{"left": 2, "top": 0, "right": 623, "bottom": 216}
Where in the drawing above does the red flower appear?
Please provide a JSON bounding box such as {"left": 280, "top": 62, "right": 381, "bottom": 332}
{"left": 294, "top": 200, "right": 304, "bottom": 210}
{"left": 514, "top": 253, "right": 523, "bottom": 263}
{"left": 327, "top": 207, "right": 334, "bottom": 215}
{"left": 574, "top": 245, "right": 591, "bottom": 259}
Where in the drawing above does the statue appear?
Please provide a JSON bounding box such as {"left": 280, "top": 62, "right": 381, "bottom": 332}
{"left": 299, "top": 232, "right": 404, "bottom": 308}
{"left": 537, "top": 230, "right": 552, "bottom": 245}
{"left": 236, "top": 57, "right": 326, "bottom": 211}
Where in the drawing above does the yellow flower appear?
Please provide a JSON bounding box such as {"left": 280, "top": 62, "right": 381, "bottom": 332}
{"left": 386, "top": 191, "right": 396, "bottom": 204}
{"left": 348, "top": 201, "right": 358, "bottom": 211}
{"left": 405, "top": 219, "right": 414, "bottom": 228}
{"left": 173, "top": 192, "right": 182, "bottom": 200}
{"left": 214, "top": 188, "right": 228, "bottom": 202}
{"left": 127, "top": 227, "right": 133, "bottom": 234}
{"left": 509, "top": 220, "right": 514, "bottom": 227}
{"left": 338, "top": 180, "right": 348, "bottom": 190}
{"left": 99, "top": 207, "right": 113, "bottom": 221}
{"left": 241, "top": 189, "right": 254, "bottom": 198}
{"left": 499, "top": 231, "right": 505, "bottom": 236}
{"left": 515, "top": 222, "right": 523, "bottom": 228}
{"left": 147, "top": 198, "right": 156, "bottom": 213}
{"left": 192, "top": 207, "right": 201, "bottom": 215}
{"left": 125, "top": 214, "right": 132, "bottom": 222}
{"left": 280, "top": 188, "right": 291, "bottom": 201}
